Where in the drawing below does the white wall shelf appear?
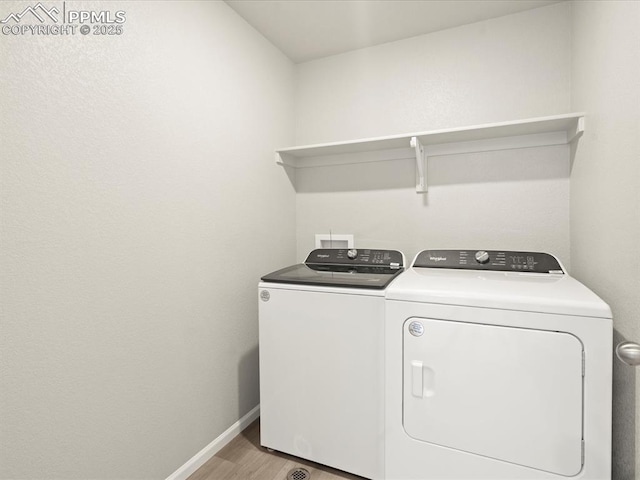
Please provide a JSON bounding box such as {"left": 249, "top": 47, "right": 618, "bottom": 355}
{"left": 275, "top": 113, "right": 585, "bottom": 193}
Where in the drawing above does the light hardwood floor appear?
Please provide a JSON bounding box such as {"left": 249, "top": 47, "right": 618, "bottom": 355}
{"left": 187, "top": 420, "right": 365, "bottom": 480}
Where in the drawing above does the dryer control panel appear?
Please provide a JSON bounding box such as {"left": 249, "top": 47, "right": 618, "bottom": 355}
{"left": 413, "top": 250, "right": 564, "bottom": 274}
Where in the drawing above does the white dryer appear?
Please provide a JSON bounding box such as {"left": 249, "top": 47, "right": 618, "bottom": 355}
{"left": 385, "top": 250, "right": 612, "bottom": 480}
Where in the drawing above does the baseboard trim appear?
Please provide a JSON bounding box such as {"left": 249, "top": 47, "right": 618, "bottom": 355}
{"left": 166, "top": 404, "right": 260, "bottom": 480}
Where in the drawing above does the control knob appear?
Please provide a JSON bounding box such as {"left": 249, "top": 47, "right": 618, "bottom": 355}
{"left": 347, "top": 249, "right": 358, "bottom": 259}
{"left": 475, "top": 250, "right": 490, "bottom": 264}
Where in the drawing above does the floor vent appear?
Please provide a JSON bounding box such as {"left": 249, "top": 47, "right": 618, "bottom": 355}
{"left": 286, "top": 467, "right": 310, "bottom": 480}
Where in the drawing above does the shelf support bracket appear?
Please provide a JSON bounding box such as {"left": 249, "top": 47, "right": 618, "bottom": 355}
{"left": 410, "top": 136, "right": 427, "bottom": 193}
{"left": 567, "top": 116, "right": 585, "bottom": 143}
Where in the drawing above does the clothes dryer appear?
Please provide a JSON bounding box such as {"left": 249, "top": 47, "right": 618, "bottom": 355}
{"left": 385, "top": 250, "right": 612, "bottom": 480}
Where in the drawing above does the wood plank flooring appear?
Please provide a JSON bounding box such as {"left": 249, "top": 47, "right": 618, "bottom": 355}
{"left": 187, "top": 420, "right": 365, "bottom": 480}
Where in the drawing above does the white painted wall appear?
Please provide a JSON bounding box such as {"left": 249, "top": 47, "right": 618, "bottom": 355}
{"left": 570, "top": 1, "right": 640, "bottom": 478}
{"left": 0, "top": 1, "right": 295, "bottom": 478}
{"left": 294, "top": 2, "right": 572, "bottom": 265}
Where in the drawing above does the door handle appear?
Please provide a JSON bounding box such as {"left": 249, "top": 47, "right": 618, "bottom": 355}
{"left": 616, "top": 342, "right": 640, "bottom": 366}
{"left": 411, "top": 361, "right": 423, "bottom": 397}
{"left": 411, "top": 361, "right": 436, "bottom": 397}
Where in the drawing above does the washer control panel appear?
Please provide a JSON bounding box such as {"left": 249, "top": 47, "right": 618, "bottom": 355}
{"left": 413, "top": 250, "right": 564, "bottom": 274}
{"left": 306, "top": 248, "right": 403, "bottom": 267}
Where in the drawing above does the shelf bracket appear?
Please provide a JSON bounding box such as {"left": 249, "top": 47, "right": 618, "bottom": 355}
{"left": 410, "top": 136, "right": 427, "bottom": 193}
{"left": 567, "top": 116, "right": 585, "bottom": 143}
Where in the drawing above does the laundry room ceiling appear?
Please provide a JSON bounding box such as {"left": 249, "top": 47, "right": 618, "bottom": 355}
{"left": 225, "top": 0, "right": 565, "bottom": 63}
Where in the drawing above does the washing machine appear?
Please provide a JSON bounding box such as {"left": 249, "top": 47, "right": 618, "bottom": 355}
{"left": 259, "top": 248, "right": 405, "bottom": 480}
{"left": 385, "top": 249, "right": 612, "bottom": 480}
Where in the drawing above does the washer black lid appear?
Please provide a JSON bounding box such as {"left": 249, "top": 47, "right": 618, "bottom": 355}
{"left": 261, "top": 249, "right": 404, "bottom": 289}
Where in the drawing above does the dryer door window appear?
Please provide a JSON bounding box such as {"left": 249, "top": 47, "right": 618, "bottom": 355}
{"left": 403, "top": 318, "right": 583, "bottom": 476}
